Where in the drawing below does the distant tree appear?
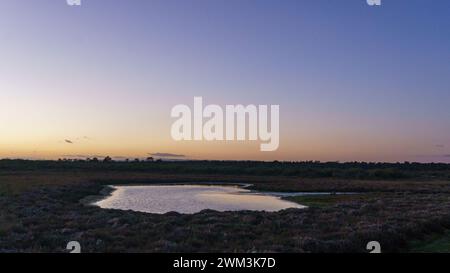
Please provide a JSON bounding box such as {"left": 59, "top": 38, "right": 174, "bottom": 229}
{"left": 91, "top": 157, "right": 99, "bottom": 163}
{"left": 146, "top": 157, "right": 154, "bottom": 162}
{"left": 134, "top": 158, "right": 140, "bottom": 162}
{"left": 103, "top": 156, "right": 113, "bottom": 163}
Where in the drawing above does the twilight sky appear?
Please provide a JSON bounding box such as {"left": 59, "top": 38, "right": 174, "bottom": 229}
{"left": 0, "top": 0, "right": 449, "bottom": 162}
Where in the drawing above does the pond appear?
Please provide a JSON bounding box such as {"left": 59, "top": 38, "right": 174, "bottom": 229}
{"left": 94, "top": 184, "right": 307, "bottom": 214}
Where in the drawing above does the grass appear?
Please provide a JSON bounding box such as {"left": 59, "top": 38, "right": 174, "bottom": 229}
{"left": 284, "top": 194, "right": 373, "bottom": 208}
{"left": 1, "top": 162, "right": 450, "bottom": 252}
{"left": 409, "top": 230, "right": 450, "bottom": 253}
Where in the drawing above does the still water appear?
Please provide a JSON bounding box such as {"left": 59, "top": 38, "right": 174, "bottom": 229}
{"left": 94, "top": 184, "right": 306, "bottom": 214}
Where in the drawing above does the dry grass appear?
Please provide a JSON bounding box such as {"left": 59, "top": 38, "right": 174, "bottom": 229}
{"left": 1, "top": 168, "right": 450, "bottom": 252}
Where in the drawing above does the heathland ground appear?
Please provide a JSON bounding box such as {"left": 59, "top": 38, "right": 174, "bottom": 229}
{"left": 1, "top": 160, "right": 450, "bottom": 252}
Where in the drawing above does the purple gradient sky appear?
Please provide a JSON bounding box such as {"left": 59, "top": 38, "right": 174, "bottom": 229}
{"left": 0, "top": 0, "right": 449, "bottom": 162}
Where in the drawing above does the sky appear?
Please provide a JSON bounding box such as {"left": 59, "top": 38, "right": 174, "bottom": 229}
{"left": 0, "top": 0, "right": 449, "bottom": 162}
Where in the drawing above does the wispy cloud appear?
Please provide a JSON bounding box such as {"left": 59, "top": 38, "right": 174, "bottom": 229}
{"left": 62, "top": 136, "right": 93, "bottom": 145}
{"left": 77, "top": 136, "right": 92, "bottom": 141}
{"left": 150, "top": 153, "right": 186, "bottom": 158}
{"left": 61, "top": 154, "right": 105, "bottom": 158}
{"left": 112, "top": 156, "right": 130, "bottom": 160}
{"left": 415, "top": 154, "right": 450, "bottom": 159}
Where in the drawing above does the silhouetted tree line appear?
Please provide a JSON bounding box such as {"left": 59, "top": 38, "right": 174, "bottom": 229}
{"left": 1, "top": 159, "right": 450, "bottom": 180}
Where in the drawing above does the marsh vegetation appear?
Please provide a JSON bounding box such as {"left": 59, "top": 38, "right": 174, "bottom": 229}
{"left": 1, "top": 160, "right": 450, "bottom": 252}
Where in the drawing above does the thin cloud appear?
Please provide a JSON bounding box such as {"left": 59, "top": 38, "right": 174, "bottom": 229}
{"left": 64, "top": 139, "right": 74, "bottom": 144}
{"left": 112, "top": 156, "right": 130, "bottom": 160}
{"left": 61, "top": 154, "right": 88, "bottom": 158}
{"left": 415, "top": 154, "right": 450, "bottom": 158}
{"left": 61, "top": 154, "right": 105, "bottom": 158}
{"left": 150, "top": 153, "right": 186, "bottom": 158}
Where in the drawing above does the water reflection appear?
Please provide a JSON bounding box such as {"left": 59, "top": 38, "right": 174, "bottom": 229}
{"left": 94, "top": 185, "right": 306, "bottom": 214}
